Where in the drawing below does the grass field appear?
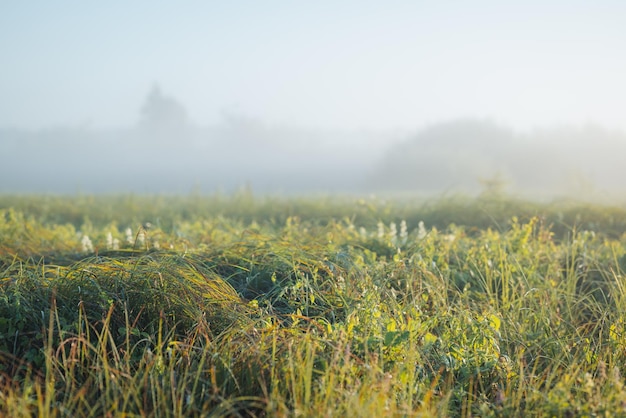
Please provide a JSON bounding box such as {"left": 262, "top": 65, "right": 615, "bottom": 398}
{"left": 2, "top": 193, "right": 626, "bottom": 416}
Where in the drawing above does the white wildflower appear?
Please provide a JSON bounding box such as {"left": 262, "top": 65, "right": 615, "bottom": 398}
{"left": 400, "top": 220, "right": 408, "bottom": 244}
{"left": 377, "top": 222, "right": 385, "bottom": 240}
{"left": 152, "top": 240, "right": 160, "bottom": 249}
{"left": 81, "top": 235, "right": 94, "bottom": 253}
{"left": 389, "top": 222, "right": 397, "bottom": 245}
{"left": 389, "top": 222, "right": 397, "bottom": 238}
{"left": 106, "top": 232, "right": 113, "bottom": 250}
{"left": 125, "top": 227, "right": 133, "bottom": 244}
{"left": 359, "top": 226, "right": 367, "bottom": 238}
{"left": 137, "top": 231, "right": 145, "bottom": 246}
{"left": 417, "top": 221, "right": 427, "bottom": 239}
{"left": 112, "top": 238, "right": 120, "bottom": 250}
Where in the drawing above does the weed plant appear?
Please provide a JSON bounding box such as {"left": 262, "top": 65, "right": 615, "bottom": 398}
{"left": 1, "top": 194, "right": 626, "bottom": 416}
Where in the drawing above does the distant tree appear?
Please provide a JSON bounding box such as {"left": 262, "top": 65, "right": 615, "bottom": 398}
{"left": 370, "top": 119, "right": 514, "bottom": 193}
{"left": 139, "top": 84, "right": 188, "bottom": 132}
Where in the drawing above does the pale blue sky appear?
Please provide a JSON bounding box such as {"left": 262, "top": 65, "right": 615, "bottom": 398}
{"left": 1, "top": 1, "right": 625, "bottom": 131}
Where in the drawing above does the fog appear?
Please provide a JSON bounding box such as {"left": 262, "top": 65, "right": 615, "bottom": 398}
{"left": 0, "top": 86, "right": 394, "bottom": 194}
{"left": 2, "top": 86, "right": 626, "bottom": 199}
{"left": 2, "top": 2, "right": 626, "bottom": 198}
{"left": 371, "top": 120, "right": 626, "bottom": 199}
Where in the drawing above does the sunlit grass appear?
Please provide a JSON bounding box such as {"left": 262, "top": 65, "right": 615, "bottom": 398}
{"left": 2, "top": 194, "right": 626, "bottom": 416}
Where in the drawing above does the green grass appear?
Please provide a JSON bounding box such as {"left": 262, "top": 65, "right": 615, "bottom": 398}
{"left": 2, "top": 194, "right": 626, "bottom": 416}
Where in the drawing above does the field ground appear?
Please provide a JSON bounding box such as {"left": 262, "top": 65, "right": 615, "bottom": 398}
{"left": 2, "top": 194, "right": 626, "bottom": 416}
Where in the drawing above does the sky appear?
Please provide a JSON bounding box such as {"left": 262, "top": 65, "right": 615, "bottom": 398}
{"left": 1, "top": 1, "right": 625, "bottom": 132}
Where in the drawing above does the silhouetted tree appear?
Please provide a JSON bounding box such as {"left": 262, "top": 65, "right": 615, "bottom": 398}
{"left": 139, "top": 84, "right": 188, "bottom": 132}
{"left": 370, "top": 120, "right": 514, "bottom": 193}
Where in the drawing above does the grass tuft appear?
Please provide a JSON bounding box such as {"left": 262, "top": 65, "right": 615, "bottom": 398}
{"left": 2, "top": 194, "right": 626, "bottom": 415}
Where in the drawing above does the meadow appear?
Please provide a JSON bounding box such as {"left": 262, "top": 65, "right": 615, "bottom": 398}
{"left": 2, "top": 193, "right": 626, "bottom": 416}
